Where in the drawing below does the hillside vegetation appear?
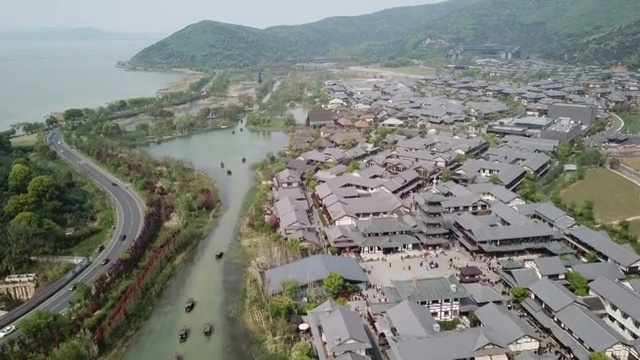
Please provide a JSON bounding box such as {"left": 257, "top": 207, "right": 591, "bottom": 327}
{"left": 128, "top": 0, "right": 640, "bottom": 70}
{"left": 126, "top": 0, "right": 480, "bottom": 69}
{"left": 385, "top": 0, "right": 640, "bottom": 66}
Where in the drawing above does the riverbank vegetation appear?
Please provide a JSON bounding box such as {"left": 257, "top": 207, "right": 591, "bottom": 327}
{"left": 0, "top": 111, "right": 220, "bottom": 359}
{"left": 0, "top": 132, "right": 112, "bottom": 306}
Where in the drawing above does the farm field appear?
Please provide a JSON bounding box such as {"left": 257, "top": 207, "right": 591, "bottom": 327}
{"left": 560, "top": 168, "right": 640, "bottom": 223}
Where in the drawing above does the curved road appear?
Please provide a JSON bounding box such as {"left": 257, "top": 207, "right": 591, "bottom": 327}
{"left": 1, "top": 130, "right": 145, "bottom": 340}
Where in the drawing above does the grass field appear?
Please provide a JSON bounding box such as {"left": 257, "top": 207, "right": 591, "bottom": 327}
{"left": 369, "top": 65, "right": 437, "bottom": 76}
{"left": 621, "top": 157, "right": 640, "bottom": 170}
{"left": 560, "top": 168, "right": 640, "bottom": 223}
{"left": 10, "top": 134, "right": 38, "bottom": 147}
{"left": 622, "top": 113, "right": 640, "bottom": 134}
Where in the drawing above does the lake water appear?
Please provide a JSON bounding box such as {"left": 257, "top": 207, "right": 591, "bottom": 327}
{"left": 0, "top": 39, "right": 186, "bottom": 129}
{"left": 124, "top": 125, "right": 288, "bottom": 360}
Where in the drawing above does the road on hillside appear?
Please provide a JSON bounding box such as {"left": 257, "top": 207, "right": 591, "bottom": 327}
{"left": 0, "top": 129, "right": 145, "bottom": 341}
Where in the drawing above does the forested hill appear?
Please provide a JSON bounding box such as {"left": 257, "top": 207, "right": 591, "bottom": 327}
{"left": 127, "top": 0, "right": 640, "bottom": 70}
{"left": 126, "top": 0, "right": 480, "bottom": 69}
{"left": 378, "top": 0, "right": 640, "bottom": 68}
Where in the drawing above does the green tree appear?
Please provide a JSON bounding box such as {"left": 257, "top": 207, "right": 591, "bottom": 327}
{"left": 4, "top": 194, "right": 36, "bottom": 217}
{"left": 9, "top": 212, "right": 39, "bottom": 230}
{"left": 281, "top": 279, "right": 300, "bottom": 298}
{"left": 19, "top": 310, "right": 71, "bottom": 350}
{"left": 268, "top": 296, "right": 297, "bottom": 319}
{"left": 290, "top": 340, "right": 314, "bottom": 360}
{"left": 589, "top": 352, "right": 609, "bottom": 360}
{"left": 489, "top": 174, "right": 501, "bottom": 185}
{"left": 323, "top": 272, "right": 346, "bottom": 298}
{"left": 45, "top": 115, "right": 58, "bottom": 128}
{"left": 441, "top": 168, "right": 452, "bottom": 182}
{"left": 27, "top": 175, "right": 58, "bottom": 202}
{"left": 8, "top": 163, "right": 33, "bottom": 192}
{"left": 510, "top": 286, "right": 528, "bottom": 305}
{"left": 62, "top": 108, "right": 84, "bottom": 122}
{"left": 585, "top": 251, "right": 599, "bottom": 263}
{"left": 567, "top": 271, "right": 589, "bottom": 296}
{"left": 346, "top": 161, "right": 360, "bottom": 173}
{"left": 284, "top": 114, "right": 296, "bottom": 128}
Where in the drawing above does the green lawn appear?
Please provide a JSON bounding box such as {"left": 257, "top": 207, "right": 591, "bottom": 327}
{"left": 622, "top": 113, "right": 640, "bottom": 134}
{"left": 561, "top": 169, "right": 640, "bottom": 223}
{"left": 10, "top": 134, "right": 38, "bottom": 147}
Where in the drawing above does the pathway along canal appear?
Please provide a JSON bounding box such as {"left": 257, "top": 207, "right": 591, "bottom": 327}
{"left": 124, "top": 123, "right": 288, "bottom": 360}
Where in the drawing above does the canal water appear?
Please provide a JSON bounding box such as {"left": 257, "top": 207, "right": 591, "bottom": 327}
{"left": 124, "top": 123, "right": 287, "bottom": 360}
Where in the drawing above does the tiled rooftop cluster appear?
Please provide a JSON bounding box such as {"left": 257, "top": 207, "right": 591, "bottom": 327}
{"left": 259, "top": 60, "right": 640, "bottom": 360}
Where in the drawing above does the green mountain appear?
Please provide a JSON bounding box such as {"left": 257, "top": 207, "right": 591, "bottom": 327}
{"left": 389, "top": 0, "right": 640, "bottom": 66}
{"left": 126, "top": 0, "right": 480, "bottom": 69}
{"left": 564, "top": 19, "right": 640, "bottom": 69}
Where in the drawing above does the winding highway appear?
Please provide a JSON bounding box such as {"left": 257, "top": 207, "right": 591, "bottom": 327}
{"left": 0, "top": 130, "right": 145, "bottom": 340}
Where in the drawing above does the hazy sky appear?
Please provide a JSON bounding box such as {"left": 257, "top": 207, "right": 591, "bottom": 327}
{"left": 0, "top": 0, "right": 442, "bottom": 34}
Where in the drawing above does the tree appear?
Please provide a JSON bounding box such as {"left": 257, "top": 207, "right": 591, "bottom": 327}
{"left": 510, "top": 286, "right": 528, "bottom": 305}
{"left": 489, "top": 174, "right": 501, "bottom": 185}
{"left": 346, "top": 161, "right": 360, "bottom": 173}
{"left": 4, "top": 194, "right": 36, "bottom": 217}
{"left": 268, "top": 296, "right": 297, "bottom": 319}
{"left": 609, "top": 157, "right": 620, "bottom": 169}
{"left": 75, "top": 283, "right": 93, "bottom": 303}
{"left": 45, "top": 115, "right": 58, "bottom": 128}
{"left": 27, "top": 175, "right": 58, "bottom": 202}
{"left": 323, "top": 272, "right": 346, "bottom": 298}
{"left": 284, "top": 114, "right": 296, "bottom": 128}
{"left": 290, "top": 340, "right": 314, "bottom": 360}
{"left": 281, "top": 279, "right": 300, "bottom": 298}
{"left": 589, "top": 352, "right": 610, "bottom": 360}
{"left": 8, "top": 163, "right": 33, "bottom": 192}
{"left": 585, "top": 251, "right": 599, "bottom": 263}
{"left": 441, "top": 168, "right": 452, "bottom": 182}
{"left": 567, "top": 271, "right": 589, "bottom": 296}
{"left": 62, "top": 108, "right": 84, "bottom": 122}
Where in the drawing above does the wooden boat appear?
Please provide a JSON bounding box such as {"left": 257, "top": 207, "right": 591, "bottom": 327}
{"left": 226, "top": 170, "right": 232, "bottom": 176}
{"left": 178, "top": 327, "right": 188, "bottom": 343}
{"left": 185, "top": 298, "right": 195, "bottom": 312}
{"left": 232, "top": 131, "right": 235, "bottom": 134}
{"left": 242, "top": 158, "right": 246, "bottom": 164}
{"left": 220, "top": 162, "right": 225, "bottom": 168}
{"left": 240, "top": 128, "right": 244, "bottom": 132}
{"left": 215, "top": 251, "right": 224, "bottom": 259}
{"left": 203, "top": 323, "right": 213, "bottom": 337}
{"left": 172, "top": 352, "right": 181, "bottom": 360}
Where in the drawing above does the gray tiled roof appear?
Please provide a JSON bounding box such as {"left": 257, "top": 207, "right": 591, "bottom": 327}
{"left": 264, "top": 255, "right": 367, "bottom": 295}
{"left": 385, "top": 277, "right": 468, "bottom": 303}
{"left": 385, "top": 301, "right": 438, "bottom": 337}
{"left": 387, "top": 327, "right": 509, "bottom": 360}
{"left": 528, "top": 277, "right": 579, "bottom": 312}
{"left": 554, "top": 303, "right": 624, "bottom": 352}
{"left": 462, "top": 283, "right": 504, "bottom": 304}
{"left": 571, "top": 262, "right": 624, "bottom": 281}
{"left": 475, "top": 303, "right": 539, "bottom": 344}
{"left": 318, "top": 304, "right": 371, "bottom": 354}
{"left": 532, "top": 256, "right": 566, "bottom": 276}
{"left": 590, "top": 277, "right": 640, "bottom": 322}
{"left": 566, "top": 225, "right": 640, "bottom": 267}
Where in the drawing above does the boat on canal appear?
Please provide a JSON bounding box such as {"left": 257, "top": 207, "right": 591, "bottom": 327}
{"left": 226, "top": 170, "right": 232, "bottom": 176}
{"left": 242, "top": 157, "right": 246, "bottom": 163}
{"left": 220, "top": 162, "right": 224, "bottom": 168}
{"left": 178, "top": 327, "right": 188, "bottom": 343}
{"left": 172, "top": 352, "right": 181, "bottom": 360}
{"left": 232, "top": 130, "right": 235, "bottom": 134}
{"left": 240, "top": 128, "right": 243, "bottom": 132}
{"left": 203, "top": 323, "right": 213, "bottom": 337}
{"left": 185, "top": 298, "right": 195, "bottom": 312}
{"left": 215, "top": 251, "right": 224, "bottom": 259}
